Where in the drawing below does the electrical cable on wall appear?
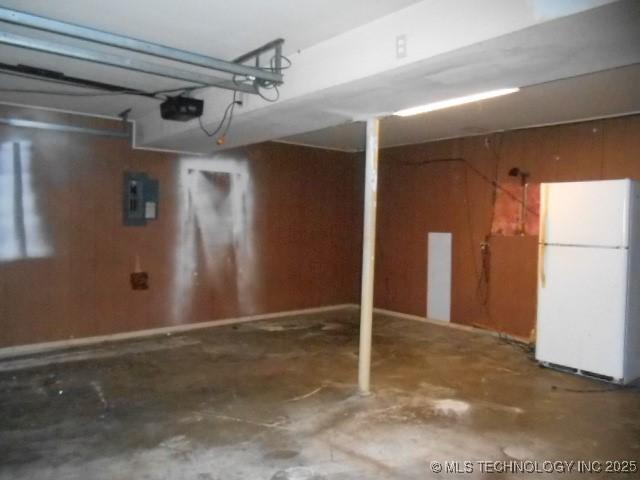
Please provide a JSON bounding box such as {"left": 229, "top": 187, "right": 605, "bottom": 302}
{"left": 400, "top": 141, "right": 539, "bottom": 336}
{"left": 195, "top": 54, "right": 291, "bottom": 142}
{"left": 400, "top": 155, "right": 495, "bottom": 317}
{"left": 400, "top": 157, "right": 537, "bottom": 216}
{"left": 479, "top": 134, "right": 503, "bottom": 306}
{"left": 197, "top": 91, "right": 241, "bottom": 144}
{"left": 400, "top": 152, "right": 537, "bottom": 300}
{"left": 460, "top": 162, "right": 494, "bottom": 310}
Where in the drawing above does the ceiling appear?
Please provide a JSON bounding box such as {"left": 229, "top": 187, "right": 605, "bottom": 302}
{"left": 0, "top": 0, "right": 637, "bottom": 154}
{"left": 280, "top": 63, "right": 640, "bottom": 151}
{"left": 0, "top": 0, "right": 421, "bottom": 118}
{"left": 138, "top": 0, "right": 639, "bottom": 154}
{"left": 0, "top": 0, "right": 421, "bottom": 58}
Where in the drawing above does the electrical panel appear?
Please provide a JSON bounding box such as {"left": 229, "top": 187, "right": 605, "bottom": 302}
{"left": 123, "top": 172, "right": 159, "bottom": 226}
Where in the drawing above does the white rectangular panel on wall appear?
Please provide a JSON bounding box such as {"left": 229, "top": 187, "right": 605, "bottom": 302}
{"left": 427, "top": 232, "right": 452, "bottom": 322}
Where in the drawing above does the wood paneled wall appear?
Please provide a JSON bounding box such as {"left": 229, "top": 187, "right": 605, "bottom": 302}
{"left": 0, "top": 107, "right": 362, "bottom": 348}
{"left": 375, "top": 115, "right": 640, "bottom": 339}
{"left": 3, "top": 105, "right": 639, "bottom": 348}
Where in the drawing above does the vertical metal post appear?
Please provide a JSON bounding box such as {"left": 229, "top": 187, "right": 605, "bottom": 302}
{"left": 358, "top": 118, "right": 380, "bottom": 394}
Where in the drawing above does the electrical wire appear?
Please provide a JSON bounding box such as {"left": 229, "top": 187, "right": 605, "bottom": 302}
{"left": 480, "top": 135, "right": 506, "bottom": 306}
{"left": 401, "top": 147, "right": 538, "bottom": 331}
{"left": 232, "top": 72, "right": 281, "bottom": 103}
{"left": 476, "top": 134, "right": 503, "bottom": 305}
{"left": 460, "top": 161, "right": 484, "bottom": 301}
{"left": 232, "top": 53, "right": 291, "bottom": 103}
{"left": 254, "top": 54, "right": 291, "bottom": 102}
{"left": 401, "top": 146, "right": 640, "bottom": 381}
{"left": 459, "top": 159, "right": 494, "bottom": 318}
{"left": 550, "top": 384, "right": 638, "bottom": 393}
{"left": 198, "top": 91, "right": 241, "bottom": 138}
{"left": 269, "top": 54, "right": 292, "bottom": 71}
{"left": 197, "top": 99, "right": 233, "bottom": 137}
{"left": 400, "top": 156, "right": 538, "bottom": 217}
{"left": 257, "top": 85, "right": 280, "bottom": 102}
{"left": 219, "top": 94, "right": 240, "bottom": 139}
{"left": 485, "top": 134, "right": 503, "bottom": 236}
{"left": 197, "top": 53, "right": 288, "bottom": 139}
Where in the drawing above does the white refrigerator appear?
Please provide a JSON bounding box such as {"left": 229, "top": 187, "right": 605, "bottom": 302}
{"left": 536, "top": 179, "right": 640, "bottom": 384}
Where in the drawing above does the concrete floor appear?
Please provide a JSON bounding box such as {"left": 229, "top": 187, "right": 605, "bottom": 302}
{"left": 0, "top": 308, "right": 639, "bottom": 479}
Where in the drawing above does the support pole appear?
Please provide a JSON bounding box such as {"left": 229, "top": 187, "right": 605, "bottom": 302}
{"left": 358, "top": 118, "right": 380, "bottom": 394}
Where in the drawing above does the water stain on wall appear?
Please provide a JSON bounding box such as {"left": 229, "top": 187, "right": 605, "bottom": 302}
{"left": 0, "top": 106, "right": 362, "bottom": 348}
{"left": 173, "top": 160, "right": 257, "bottom": 323}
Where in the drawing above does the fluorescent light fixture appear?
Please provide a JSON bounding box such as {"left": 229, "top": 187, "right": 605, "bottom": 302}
{"left": 393, "top": 87, "right": 520, "bottom": 117}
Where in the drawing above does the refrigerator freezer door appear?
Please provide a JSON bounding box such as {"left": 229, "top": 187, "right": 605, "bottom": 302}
{"left": 536, "top": 245, "right": 627, "bottom": 380}
{"left": 542, "top": 179, "right": 631, "bottom": 248}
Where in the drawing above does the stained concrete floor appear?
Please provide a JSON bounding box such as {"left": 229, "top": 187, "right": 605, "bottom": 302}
{"left": 1, "top": 308, "right": 639, "bottom": 479}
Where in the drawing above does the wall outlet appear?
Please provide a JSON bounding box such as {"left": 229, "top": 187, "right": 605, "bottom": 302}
{"left": 130, "top": 272, "right": 149, "bottom": 290}
{"left": 396, "top": 35, "right": 407, "bottom": 59}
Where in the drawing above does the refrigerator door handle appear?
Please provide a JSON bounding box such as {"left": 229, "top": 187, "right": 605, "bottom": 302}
{"left": 539, "top": 184, "right": 549, "bottom": 288}
{"left": 539, "top": 243, "right": 546, "bottom": 287}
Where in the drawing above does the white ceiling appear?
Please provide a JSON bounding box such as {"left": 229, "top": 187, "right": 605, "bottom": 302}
{"left": 0, "top": 0, "right": 637, "bottom": 153}
{"left": 0, "top": 0, "right": 421, "bottom": 117}
{"left": 139, "top": 0, "right": 640, "bottom": 154}
{"left": 280, "top": 64, "right": 640, "bottom": 151}
{"left": 0, "top": 0, "right": 421, "bottom": 58}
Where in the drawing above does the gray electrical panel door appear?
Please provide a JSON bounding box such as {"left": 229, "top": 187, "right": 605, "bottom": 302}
{"left": 123, "top": 172, "right": 159, "bottom": 226}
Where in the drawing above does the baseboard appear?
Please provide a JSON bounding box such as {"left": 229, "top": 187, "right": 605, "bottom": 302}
{"left": 372, "top": 307, "right": 530, "bottom": 344}
{"left": 373, "top": 307, "right": 473, "bottom": 332}
{"left": 0, "top": 304, "right": 528, "bottom": 360}
{"left": 0, "top": 304, "right": 358, "bottom": 360}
